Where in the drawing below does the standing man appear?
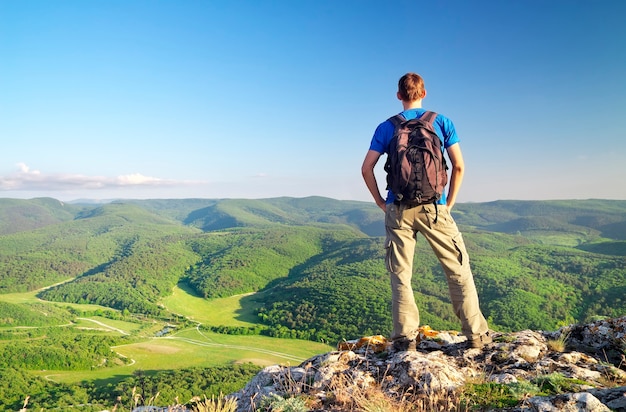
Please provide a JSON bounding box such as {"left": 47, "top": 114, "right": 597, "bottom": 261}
{"left": 361, "top": 72, "right": 491, "bottom": 350}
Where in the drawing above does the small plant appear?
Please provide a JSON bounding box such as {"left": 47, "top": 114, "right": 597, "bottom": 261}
{"left": 532, "top": 372, "right": 589, "bottom": 395}
{"left": 459, "top": 381, "right": 519, "bottom": 409}
{"left": 257, "top": 394, "right": 308, "bottom": 412}
{"left": 507, "top": 380, "right": 541, "bottom": 399}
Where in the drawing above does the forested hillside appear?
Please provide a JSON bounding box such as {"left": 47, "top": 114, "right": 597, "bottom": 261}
{"left": 0, "top": 203, "right": 200, "bottom": 295}
{"left": 0, "top": 198, "right": 80, "bottom": 235}
{"left": 455, "top": 199, "right": 626, "bottom": 241}
{"left": 1, "top": 197, "right": 625, "bottom": 336}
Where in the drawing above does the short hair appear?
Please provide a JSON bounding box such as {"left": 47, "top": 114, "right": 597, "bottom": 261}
{"left": 398, "top": 73, "right": 426, "bottom": 102}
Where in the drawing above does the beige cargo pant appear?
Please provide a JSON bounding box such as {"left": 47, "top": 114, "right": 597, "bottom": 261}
{"left": 385, "top": 202, "right": 489, "bottom": 341}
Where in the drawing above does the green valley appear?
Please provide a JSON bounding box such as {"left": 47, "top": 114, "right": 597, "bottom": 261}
{"left": 0, "top": 197, "right": 625, "bottom": 410}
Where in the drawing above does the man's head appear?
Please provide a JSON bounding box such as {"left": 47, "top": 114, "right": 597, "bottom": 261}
{"left": 397, "top": 73, "right": 426, "bottom": 102}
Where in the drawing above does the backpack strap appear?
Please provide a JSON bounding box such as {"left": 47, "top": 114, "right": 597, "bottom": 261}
{"left": 419, "top": 111, "right": 438, "bottom": 125}
{"left": 420, "top": 111, "right": 441, "bottom": 223}
{"left": 388, "top": 114, "right": 405, "bottom": 128}
{"left": 388, "top": 111, "right": 438, "bottom": 127}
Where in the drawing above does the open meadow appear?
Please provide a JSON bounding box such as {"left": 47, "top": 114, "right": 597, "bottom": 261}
{"left": 160, "top": 283, "right": 264, "bottom": 326}
{"left": 1, "top": 283, "right": 333, "bottom": 386}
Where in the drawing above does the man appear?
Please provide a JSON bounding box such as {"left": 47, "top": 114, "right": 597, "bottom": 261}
{"left": 361, "top": 72, "right": 491, "bottom": 350}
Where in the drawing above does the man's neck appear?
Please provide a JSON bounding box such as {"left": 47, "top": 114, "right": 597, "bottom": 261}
{"left": 402, "top": 99, "right": 422, "bottom": 111}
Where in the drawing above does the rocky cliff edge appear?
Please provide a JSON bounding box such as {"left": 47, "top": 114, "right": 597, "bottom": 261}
{"left": 230, "top": 317, "right": 626, "bottom": 411}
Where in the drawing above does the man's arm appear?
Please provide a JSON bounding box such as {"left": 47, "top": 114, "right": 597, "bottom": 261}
{"left": 445, "top": 143, "right": 465, "bottom": 210}
{"left": 361, "top": 149, "right": 387, "bottom": 212}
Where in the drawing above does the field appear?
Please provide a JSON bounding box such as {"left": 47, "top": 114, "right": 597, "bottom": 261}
{"left": 160, "top": 283, "right": 263, "bottom": 326}
{"left": 1, "top": 283, "right": 333, "bottom": 386}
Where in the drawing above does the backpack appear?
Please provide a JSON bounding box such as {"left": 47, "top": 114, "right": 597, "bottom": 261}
{"left": 384, "top": 111, "right": 448, "bottom": 209}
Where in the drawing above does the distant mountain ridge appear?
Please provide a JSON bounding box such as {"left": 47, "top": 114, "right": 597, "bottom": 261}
{"left": 454, "top": 199, "right": 626, "bottom": 240}
{"left": 0, "top": 197, "right": 80, "bottom": 235}
{"left": 5, "top": 196, "right": 625, "bottom": 238}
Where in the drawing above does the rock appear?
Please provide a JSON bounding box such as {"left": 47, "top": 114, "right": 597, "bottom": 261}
{"left": 521, "top": 392, "right": 610, "bottom": 411}
{"left": 230, "top": 364, "right": 284, "bottom": 412}
{"left": 589, "top": 386, "right": 626, "bottom": 411}
{"left": 229, "top": 317, "right": 626, "bottom": 411}
{"left": 387, "top": 351, "right": 466, "bottom": 394}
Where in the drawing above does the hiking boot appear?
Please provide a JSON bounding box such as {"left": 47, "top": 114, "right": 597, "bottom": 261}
{"left": 467, "top": 332, "right": 492, "bottom": 349}
{"left": 391, "top": 337, "right": 417, "bottom": 352}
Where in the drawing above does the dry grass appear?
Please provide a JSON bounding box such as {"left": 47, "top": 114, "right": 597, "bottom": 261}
{"left": 321, "top": 372, "right": 467, "bottom": 412}
{"left": 546, "top": 331, "right": 570, "bottom": 352}
{"left": 328, "top": 373, "right": 399, "bottom": 411}
{"left": 597, "top": 349, "right": 626, "bottom": 387}
{"left": 108, "top": 387, "right": 188, "bottom": 412}
{"left": 189, "top": 394, "right": 238, "bottom": 412}
{"left": 273, "top": 363, "right": 315, "bottom": 395}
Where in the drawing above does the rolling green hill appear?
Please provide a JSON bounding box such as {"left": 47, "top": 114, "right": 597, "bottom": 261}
{"left": 0, "top": 202, "right": 200, "bottom": 294}
{"left": 0, "top": 197, "right": 81, "bottom": 235}
{"left": 454, "top": 199, "right": 626, "bottom": 240}
{"left": 184, "top": 226, "right": 361, "bottom": 299}
{"left": 127, "top": 196, "right": 384, "bottom": 236}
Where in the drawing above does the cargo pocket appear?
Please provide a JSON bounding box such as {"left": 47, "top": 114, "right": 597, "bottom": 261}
{"left": 424, "top": 204, "right": 452, "bottom": 227}
{"left": 384, "top": 237, "right": 394, "bottom": 273}
{"left": 451, "top": 232, "right": 467, "bottom": 266}
{"left": 385, "top": 203, "right": 402, "bottom": 230}
{"left": 385, "top": 237, "right": 406, "bottom": 274}
{"left": 437, "top": 205, "right": 453, "bottom": 226}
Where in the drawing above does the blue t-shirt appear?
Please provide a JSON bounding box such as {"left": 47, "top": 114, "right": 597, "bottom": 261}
{"left": 369, "top": 108, "right": 460, "bottom": 205}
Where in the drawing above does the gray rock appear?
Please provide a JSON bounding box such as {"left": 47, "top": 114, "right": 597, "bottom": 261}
{"left": 517, "top": 392, "right": 611, "bottom": 411}
{"left": 589, "top": 386, "right": 626, "bottom": 411}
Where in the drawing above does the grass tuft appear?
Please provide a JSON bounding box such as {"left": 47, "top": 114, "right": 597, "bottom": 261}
{"left": 189, "top": 394, "right": 238, "bottom": 412}
{"left": 546, "top": 331, "right": 570, "bottom": 352}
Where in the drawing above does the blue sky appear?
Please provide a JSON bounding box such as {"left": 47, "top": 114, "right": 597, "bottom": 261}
{"left": 1, "top": 0, "right": 625, "bottom": 203}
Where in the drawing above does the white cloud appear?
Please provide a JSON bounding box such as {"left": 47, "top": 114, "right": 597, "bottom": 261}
{"left": 0, "top": 164, "right": 204, "bottom": 192}
{"left": 115, "top": 173, "right": 169, "bottom": 186}
{"left": 17, "top": 162, "right": 38, "bottom": 174}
